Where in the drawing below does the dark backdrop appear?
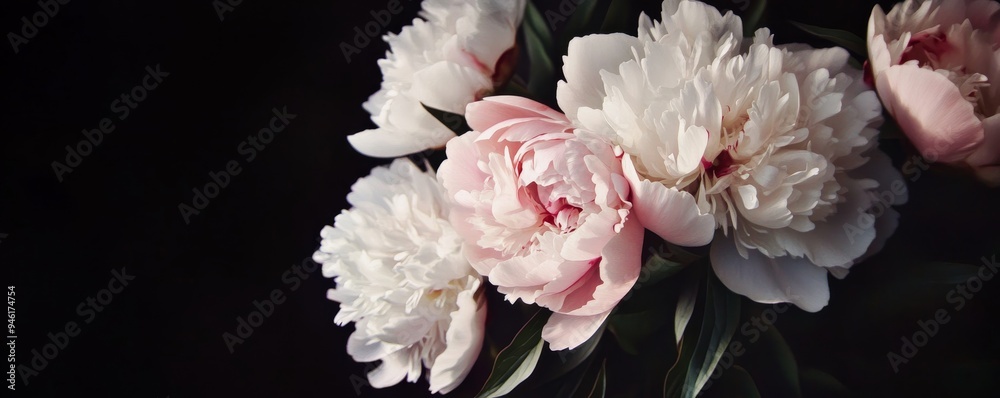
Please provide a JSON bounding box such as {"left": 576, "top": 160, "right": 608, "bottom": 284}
{"left": 2, "top": 0, "right": 997, "bottom": 397}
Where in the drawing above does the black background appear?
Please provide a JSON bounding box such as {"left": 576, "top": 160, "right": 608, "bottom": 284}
{"left": 2, "top": 0, "right": 999, "bottom": 397}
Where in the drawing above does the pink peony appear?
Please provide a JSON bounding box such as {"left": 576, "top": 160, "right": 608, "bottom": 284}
{"left": 868, "top": 0, "right": 1000, "bottom": 184}
{"left": 437, "top": 96, "right": 642, "bottom": 350}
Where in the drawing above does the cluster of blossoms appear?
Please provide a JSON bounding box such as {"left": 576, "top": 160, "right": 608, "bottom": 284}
{"left": 314, "top": 0, "right": 996, "bottom": 393}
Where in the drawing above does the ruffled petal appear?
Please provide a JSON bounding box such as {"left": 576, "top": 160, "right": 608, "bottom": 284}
{"left": 429, "top": 278, "right": 487, "bottom": 394}
{"left": 554, "top": 216, "right": 644, "bottom": 316}
{"left": 623, "top": 156, "right": 716, "bottom": 247}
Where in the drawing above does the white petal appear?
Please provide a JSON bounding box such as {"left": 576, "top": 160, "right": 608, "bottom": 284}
{"left": 711, "top": 237, "right": 831, "bottom": 312}
{"left": 367, "top": 352, "right": 411, "bottom": 389}
{"left": 347, "top": 332, "right": 402, "bottom": 363}
{"left": 557, "top": 33, "right": 643, "bottom": 122}
{"left": 409, "top": 61, "right": 492, "bottom": 114}
{"left": 429, "top": 278, "right": 487, "bottom": 394}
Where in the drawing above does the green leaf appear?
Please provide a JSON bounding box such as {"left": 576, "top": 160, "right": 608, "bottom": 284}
{"left": 574, "top": 359, "right": 607, "bottom": 398}
{"left": 789, "top": 21, "right": 867, "bottom": 58}
{"left": 421, "top": 103, "right": 470, "bottom": 136}
{"left": 742, "top": 0, "right": 768, "bottom": 37}
{"left": 799, "top": 368, "right": 851, "bottom": 398}
{"left": 664, "top": 272, "right": 742, "bottom": 398}
{"left": 642, "top": 252, "right": 688, "bottom": 287}
{"left": 737, "top": 325, "right": 801, "bottom": 398}
{"left": 529, "top": 350, "right": 598, "bottom": 398}
{"left": 599, "top": 0, "right": 633, "bottom": 34}
{"left": 523, "top": 1, "right": 556, "bottom": 102}
{"left": 523, "top": 1, "right": 553, "bottom": 49}
{"left": 609, "top": 307, "right": 669, "bottom": 355}
{"left": 560, "top": 0, "right": 602, "bottom": 44}
{"left": 673, "top": 284, "right": 698, "bottom": 345}
{"left": 701, "top": 365, "right": 761, "bottom": 398}
{"left": 477, "top": 310, "right": 551, "bottom": 398}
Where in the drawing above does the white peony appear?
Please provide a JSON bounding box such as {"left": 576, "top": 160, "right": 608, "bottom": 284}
{"left": 558, "top": 0, "right": 906, "bottom": 311}
{"left": 348, "top": 0, "right": 526, "bottom": 158}
{"left": 313, "top": 158, "right": 485, "bottom": 394}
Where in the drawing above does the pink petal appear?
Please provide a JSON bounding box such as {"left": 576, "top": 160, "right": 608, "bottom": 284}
{"left": 622, "top": 156, "right": 716, "bottom": 247}
{"left": 876, "top": 64, "right": 984, "bottom": 162}
{"left": 465, "top": 96, "right": 568, "bottom": 132}
{"left": 967, "top": 114, "right": 1000, "bottom": 185}
{"left": 438, "top": 132, "right": 487, "bottom": 196}
{"left": 560, "top": 209, "right": 620, "bottom": 262}
{"left": 550, "top": 216, "right": 644, "bottom": 317}
{"left": 490, "top": 252, "right": 567, "bottom": 289}
{"left": 541, "top": 311, "right": 611, "bottom": 351}
{"left": 867, "top": 7, "right": 893, "bottom": 79}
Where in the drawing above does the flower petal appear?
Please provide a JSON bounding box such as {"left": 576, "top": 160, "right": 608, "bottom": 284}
{"left": 367, "top": 352, "right": 411, "bottom": 389}
{"left": 429, "top": 278, "right": 487, "bottom": 394}
{"left": 542, "top": 311, "right": 611, "bottom": 351}
{"left": 557, "top": 33, "right": 643, "bottom": 122}
{"left": 876, "top": 64, "right": 984, "bottom": 162}
{"left": 711, "top": 237, "right": 830, "bottom": 312}
{"left": 466, "top": 96, "right": 569, "bottom": 132}
{"left": 967, "top": 114, "right": 1000, "bottom": 185}
{"left": 623, "top": 156, "right": 716, "bottom": 247}
{"left": 346, "top": 332, "right": 402, "bottom": 363}
{"left": 554, "top": 216, "right": 644, "bottom": 316}
{"left": 348, "top": 128, "right": 440, "bottom": 158}
{"left": 410, "top": 61, "right": 493, "bottom": 115}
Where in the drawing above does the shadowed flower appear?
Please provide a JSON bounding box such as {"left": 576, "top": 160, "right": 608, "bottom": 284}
{"left": 313, "top": 158, "right": 485, "bottom": 394}
{"left": 868, "top": 0, "right": 1000, "bottom": 185}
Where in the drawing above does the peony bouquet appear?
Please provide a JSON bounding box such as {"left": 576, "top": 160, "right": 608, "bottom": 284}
{"left": 315, "top": 0, "right": 1000, "bottom": 396}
